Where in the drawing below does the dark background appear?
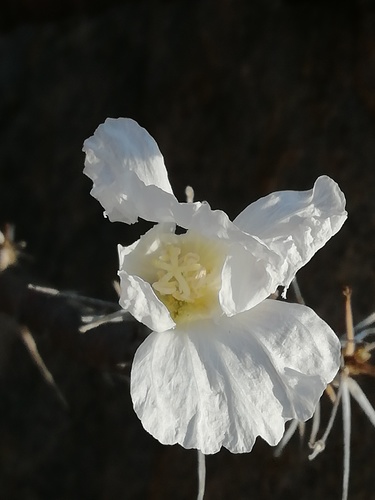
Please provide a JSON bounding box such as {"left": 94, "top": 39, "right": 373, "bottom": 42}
{"left": 1, "top": 0, "right": 375, "bottom": 498}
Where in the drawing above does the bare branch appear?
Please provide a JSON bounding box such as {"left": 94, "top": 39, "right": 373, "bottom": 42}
{"left": 0, "top": 267, "right": 146, "bottom": 373}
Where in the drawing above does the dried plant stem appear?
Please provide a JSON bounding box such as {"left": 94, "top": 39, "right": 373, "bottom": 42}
{"left": 341, "top": 380, "right": 351, "bottom": 500}
{"left": 308, "top": 380, "right": 343, "bottom": 460}
{"left": 185, "top": 185, "right": 195, "bottom": 203}
{"left": 274, "top": 419, "right": 299, "bottom": 457}
{"left": 20, "top": 326, "right": 68, "bottom": 408}
{"left": 197, "top": 450, "right": 206, "bottom": 500}
{"left": 343, "top": 287, "right": 355, "bottom": 357}
{"left": 0, "top": 268, "right": 144, "bottom": 373}
{"left": 354, "top": 312, "right": 375, "bottom": 332}
{"left": 308, "top": 400, "right": 321, "bottom": 447}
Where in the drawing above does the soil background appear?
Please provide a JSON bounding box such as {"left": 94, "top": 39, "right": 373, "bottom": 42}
{"left": 1, "top": 0, "right": 375, "bottom": 499}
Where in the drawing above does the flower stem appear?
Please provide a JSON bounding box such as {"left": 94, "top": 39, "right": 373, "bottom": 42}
{"left": 197, "top": 450, "right": 206, "bottom": 500}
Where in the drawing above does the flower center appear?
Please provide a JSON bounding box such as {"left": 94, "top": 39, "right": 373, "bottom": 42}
{"left": 152, "top": 245, "right": 207, "bottom": 302}
{"left": 151, "top": 236, "right": 223, "bottom": 324}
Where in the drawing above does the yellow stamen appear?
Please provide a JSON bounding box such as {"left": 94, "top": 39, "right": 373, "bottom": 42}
{"left": 151, "top": 236, "right": 224, "bottom": 324}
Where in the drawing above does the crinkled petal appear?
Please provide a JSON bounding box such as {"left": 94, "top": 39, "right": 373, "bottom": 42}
{"left": 187, "top": 203, "right": 283, "bottom": 314}
{"left": 131, "top": 299, "right": 340, "bottom": 454}
{"left": 219, "top": 244, "right": 278, "bottom": 316}
{"left": 234, "top": 176, "right": 347, "bottom": 289}
{"left": 83, "top": 117, "right": 201, "bottom": 226}
{"left": 118, "top": 223, "right": 176, "bottom": 332}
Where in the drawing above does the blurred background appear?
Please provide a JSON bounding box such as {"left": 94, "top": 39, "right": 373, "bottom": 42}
{"left": 1, "top": 0, "right": 375, "bottom": 498}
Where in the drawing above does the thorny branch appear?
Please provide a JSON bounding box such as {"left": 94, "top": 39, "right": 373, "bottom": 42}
{"left": 0, "top": 228, "right": 146, "bottom": 375}
{"left": 276, "top": 279, "right": 375, "bottom": 500}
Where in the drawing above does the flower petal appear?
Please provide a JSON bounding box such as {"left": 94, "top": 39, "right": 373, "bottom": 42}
{"left": 234, "top": 176, "right": 347, "bottom": 289}
{"left": 130, "top": 299, "right": 340, "bottom": 454}
{"left": 219, "top": 244, "right": 278, "bottom": 316}
{"left": 118, "top": 223, "right": 176, "bottom": 332}
{"left": 83, "top": 117, "right": 201, "bottom": 226}
{"left": 187, "top": 203, "right": 283, "bottom": 314}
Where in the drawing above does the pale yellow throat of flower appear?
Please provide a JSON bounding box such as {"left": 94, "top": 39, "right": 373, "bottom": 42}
{"left": 151, "top": 235, "right": 224, "bottom": 324}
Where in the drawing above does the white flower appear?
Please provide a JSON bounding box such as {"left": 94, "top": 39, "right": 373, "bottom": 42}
{"left": 83, "top": 117, "right": 347, "bottom": 455}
